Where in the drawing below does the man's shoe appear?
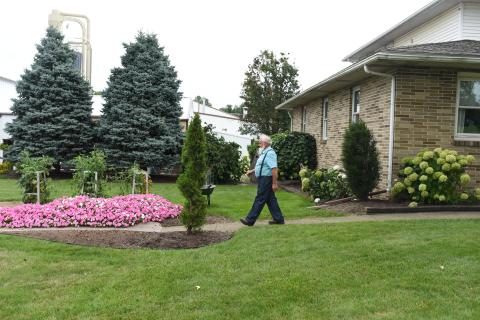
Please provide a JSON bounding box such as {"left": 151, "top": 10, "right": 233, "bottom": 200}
{"left": 240, "top": 218, "right": 254, "bottom": 226}
{"left": 268, "top": 220, "right": 285, "bottom": 225}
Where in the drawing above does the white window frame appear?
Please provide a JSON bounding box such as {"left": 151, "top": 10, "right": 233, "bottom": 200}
{"left": 301, "top": 106, "right": 307, "bottom": 132}
{"left": 322, "top": 98, "right": 329, "bottom": 140}
{"left": 351, "top": 87, "right": 360, "bottom": 123}
{"left": 455, "top": 73, "right": 480, "bottom": 141}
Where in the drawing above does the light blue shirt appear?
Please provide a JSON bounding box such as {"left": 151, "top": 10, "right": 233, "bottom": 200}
{"left": 255, "top": 147, "right": 278, "bottom": 177}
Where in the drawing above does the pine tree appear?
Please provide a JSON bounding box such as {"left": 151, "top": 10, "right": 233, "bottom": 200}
{"left": 6, "top": 27, "right": 94, "bottom": 163}
{"left": 177, "top": 113, "right": 207, "bottom": 233}
{"left": 98, "top": 32, "right": 183, "bottom": 169}
{"left": 341, "top": 121, "right": 380, "bottom": 201}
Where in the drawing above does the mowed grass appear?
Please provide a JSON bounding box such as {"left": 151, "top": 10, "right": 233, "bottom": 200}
{"left": 1, "top": 220, "right": 479, "bottom": 319}
{"left": 0, "top": 177, "right": 339, "bottom": 220}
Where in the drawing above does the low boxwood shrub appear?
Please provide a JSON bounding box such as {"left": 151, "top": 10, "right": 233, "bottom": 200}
{"left": 300, "top": 166, "right": 351, "bottom": 202}
{"left": 17, "top": 151, "right": 53, "bottom": 204}
{"left": 272, "top": 132, "right": 317, "bottom": 180}
{"left": 72, "top": 150, "right": 107, "bottom": 197}
{"left": 392, "top": 148, "right": 478, "bottom": 207}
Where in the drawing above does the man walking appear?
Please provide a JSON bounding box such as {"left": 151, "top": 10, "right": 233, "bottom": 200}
{"left": 241, "top": 134, "right": 285, "bottom": 226}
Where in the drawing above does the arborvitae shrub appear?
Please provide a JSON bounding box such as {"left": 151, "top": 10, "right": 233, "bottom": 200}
{"left": 176, "top": 114, "right": 207, "bottom": 233}
{"left": 341, "top": 121, "right": 380, "bottom": 201}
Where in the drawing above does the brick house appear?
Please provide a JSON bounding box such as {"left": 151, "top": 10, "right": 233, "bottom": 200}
{"left": 276, "top": 0, "right": 480, "bottom": 193}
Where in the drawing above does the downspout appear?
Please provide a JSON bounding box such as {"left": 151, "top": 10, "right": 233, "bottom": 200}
{"left": 363, "top": 65, "right": 396, "bottom": 193}
{"left": 287, "top": 111, "right": 293, "bottom": 131}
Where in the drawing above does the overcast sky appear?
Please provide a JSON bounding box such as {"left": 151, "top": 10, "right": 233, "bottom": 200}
{"left": 1, "top": 0, "right": 432, "bottom": 108}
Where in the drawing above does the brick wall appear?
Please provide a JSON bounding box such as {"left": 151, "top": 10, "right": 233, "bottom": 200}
{"left": 393, "top": 67, "right": 480, "bottom": 185}
{"left": 291, "top": 75, "right": 391, "bottom": 190}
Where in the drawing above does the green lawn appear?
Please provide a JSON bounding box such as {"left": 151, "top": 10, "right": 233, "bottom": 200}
{"left": 1, "top": 220, "right": 479, "bottom": 319}
{"left": 0, "top": 177, "right": 339, "bottom": 220}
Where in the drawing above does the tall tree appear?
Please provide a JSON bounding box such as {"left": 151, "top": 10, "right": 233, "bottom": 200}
{"left": 193, "top": 96, "right": 212, "bottom": 107}
{"left": 240, "top": 50, "right": 300, "bottom": 135}
{"left": 6, "top": 27, "right": 93, "bottom": 163}
{"left": 98, "top": 32, "right": 183, "bottom": 168}
{"left": 220, "top": 104, "right": 243, "bottom": 117}
{"left": 177, "top": 113, "right": 207, "bottom": 233}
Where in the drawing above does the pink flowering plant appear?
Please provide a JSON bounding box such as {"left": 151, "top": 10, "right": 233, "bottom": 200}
{"left": 0, "top": 194, "right": 181, "bottom": 228}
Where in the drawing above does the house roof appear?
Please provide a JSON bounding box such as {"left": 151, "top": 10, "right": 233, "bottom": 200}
{"left": 383, "top": 40, "right": 480, "bottom": 57}
{"left": 276, "top": 40, "right": 480, "bottom": 110}
{"left": 343, "top": 0, "right": 480, "bottom": 62}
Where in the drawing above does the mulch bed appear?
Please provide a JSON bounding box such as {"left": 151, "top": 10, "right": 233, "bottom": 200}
{"left": 160, "top": 215, "right": 232, "bottom": 227}
{"left": 320, "top": 199, "right": 399, "bottom": 214}
{"left": 2, "top": 230, "right": 233, "bottom": 249}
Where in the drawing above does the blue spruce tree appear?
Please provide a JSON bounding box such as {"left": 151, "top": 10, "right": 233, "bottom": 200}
{"left": 98, "top": 32, "right": 183, "bottom": 169}
{"left": 6, "top": 27, "right": 94, "bottom": 164}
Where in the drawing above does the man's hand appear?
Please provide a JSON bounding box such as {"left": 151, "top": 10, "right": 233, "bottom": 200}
{"left": 272, "top": 183, "right": 278, "bottom": 192}
{"left": 246, "top": 169, "right": 255, "bottom": 176}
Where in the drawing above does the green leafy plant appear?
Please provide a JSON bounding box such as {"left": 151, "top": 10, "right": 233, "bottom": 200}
{"left": 300, "top": 166, "right": 351, "bottom": 202}
{"left": 177, "top": 113, "right": 208, "bottom": 233}
{"left": 204, "top": 124, "right": 244, "bottom": 184}
{"left": 341, "top": 121, "right": 380, "bottom": 201}
{"left": 119, "top": 163, "right": 152, "bottom": 195}
{"left": 72, "top": 150, "right": 107, "bottom": 197}
{"left": 392, "top": 148, "right": 477, "bottom": 206}
{"left": 17, "top": 151, "right": 54, "bottom": 204}
{"left": 271, "top": 132, "right": 317, "bottom": 180}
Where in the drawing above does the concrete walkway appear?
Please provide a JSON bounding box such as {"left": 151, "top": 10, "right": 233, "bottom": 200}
{"left": 1, "top": 211, "right": 480, "bottom": 234}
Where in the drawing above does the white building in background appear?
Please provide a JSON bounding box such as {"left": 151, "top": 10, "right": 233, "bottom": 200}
{"left": 180, "top": 98, "right": 253, "bottom": 157}
{"left": 0, "top": 76, "right": 16, "bottom": 162}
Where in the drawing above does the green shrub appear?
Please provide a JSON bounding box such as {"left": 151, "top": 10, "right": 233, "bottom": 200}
{"left": 17, "top": 151, "right": 54, "bottom": 204}
{"left": 392, "top": 148, "right": 477, "bottom": 206}
{"left": 0, "top": 161, "right": 13, "bottom": 174}
{"left": 204, "top": 124, "right": 243, "bottom": 184}
{"left": 341, "top": 121, "right": 380, "bottom": 201}
{"left": 72, "top": 150, "right": 107, "bottom": 197}
{"left": 271, "top": 132, "right": 317, "bottom": 180}
{"left": 177, "top": 113, "right": 208, "bottom": 233}
{"left": 300, "top": 166, "right": 351, "bottom": 202}
{"left": 118, "top": 163, "right": 152, "bottom": 195}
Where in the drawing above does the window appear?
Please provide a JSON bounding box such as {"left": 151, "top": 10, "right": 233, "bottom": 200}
{"left": 352, "top": 87, "right": 360, "bottom": 123}
{"left": 301, "top": 106, "right": 307, "bottom": 132}
{"left": 456, "top": 75, "right": 480, "bottom": 139}
{"left": 322, "top": 98, "right": 329, "bottom": 140}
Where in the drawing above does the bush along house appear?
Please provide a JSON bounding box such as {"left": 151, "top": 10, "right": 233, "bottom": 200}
{"left": 276, "top": 0, "right": 480, "bottom": 194}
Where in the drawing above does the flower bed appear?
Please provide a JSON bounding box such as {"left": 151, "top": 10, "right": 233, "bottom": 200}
{"left": 0, "top": 194, "right": 182, "bottom": 228}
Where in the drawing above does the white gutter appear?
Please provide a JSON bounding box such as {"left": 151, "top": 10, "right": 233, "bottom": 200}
{"left": 364, "top": 65, "right": 395, "bottom": 193}
{"left": 287, "top": 111, "right": 293, "bottom": 131}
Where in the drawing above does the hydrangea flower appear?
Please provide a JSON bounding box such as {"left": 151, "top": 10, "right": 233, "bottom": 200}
{"left": 412, "top": 157, "right": 422, "bottom": 165}
{"left": 332, "top": 165, "right": 340, "bottom": 170}
{"left": 299, "top": 169, "right": 308, "bottom": 178}
{"left": 418, "top": 184, "right": 427, "bottom": 192}
{"left": 460, "top": 174, "right": 471, "bottom": 185}
{"left": 442, "top": 163, "right": 451, "bottom": 172}
{"left": 407, "top": 187, "right": 415, "bottom": 194}
{"left": 433, "top": 148, "right": 443, "bottom": 154}
{"left": 408, "top": 173, "right": 419, "bottom": 182}
{"left": 393, "top": 182, "right": 405, "bottom": 192}
{"left": 422, "top": 151, "right": 434, "bottom": 160}
{"left": 451, "top": 162, "right": 461, "bottom": 170}
{"left": 421, "top": 191, "right": 429, "bottom": 198}
{"left": 466, "top": 155, "right": 475, "bottom": 164}
{"left": 437, "top": 158, "right": 446, "bottom": 165}
{"left": 439, "top": 151, "right": 448, "bottom": 159}
{"left": 419, "top": 175, "right": 428, "bottom": 182}
{"left": 408, "top": 202, "right": 418, "bottom": 208}
{"left": 403, "top": 167, "right": 413, "bottom": 175}
{"left": 314, "top": 170, "right": 323, "bottom": 178}
{"left": 419, "top": 161, "right": 429, "bottom": 170}
{"left": 425, "top": 167, "right": 434, "bottom": 175}
{"left": 404, "top": 178, "right": 412, "bottom": 186}
{"left": 438, "top": 195, "right": 446, "bottom": 202}
{"left": 460, "top": 193, "right": 469, "bottom": 200}
{"left": 433, "top": 172, "right": 443, "bottom": 180}
{"left": 301, "top": 178, "right": 310, "bottom": 191}
{"left": 446, "top": 155, "right": 456, "bottom": 163}
{"left": 459, "top": 159, "right": 468, "bottom": 166}
{"left": 439, "top": 175, "right": 448, "bottom": 183}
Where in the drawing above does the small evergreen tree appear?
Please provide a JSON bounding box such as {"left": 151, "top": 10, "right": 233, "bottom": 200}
{"left": 98, "top": 32, "right": 183, "bottom": 169}
{"left": 6, "top": 27, "right": 93, "bottom": 163}
{"left": 341, "top": 121, "right": 380, "bottom": 201}
{"left": 177, "top": 113, "right": 207, "bottom": 233}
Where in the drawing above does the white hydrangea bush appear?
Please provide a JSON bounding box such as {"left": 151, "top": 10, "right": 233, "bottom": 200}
{"left": 299, "top": 166, "right": 351, "bottom": 202}
{"left": 392, "top": 148, "right": 478, "bottom": 206}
